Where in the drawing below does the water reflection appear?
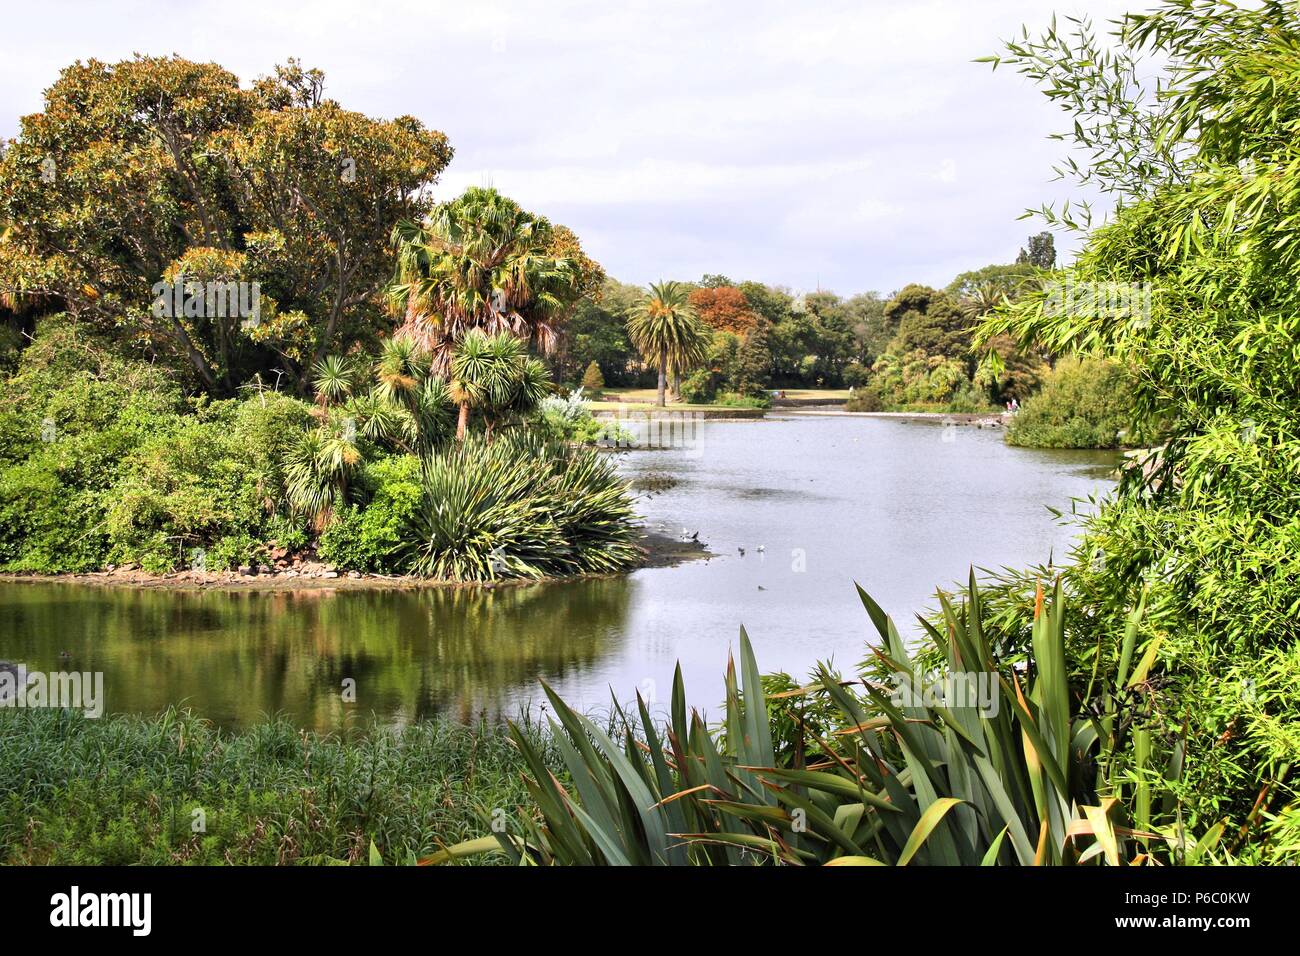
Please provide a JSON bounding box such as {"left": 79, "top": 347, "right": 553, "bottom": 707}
{"left": 0, "top": 416, "right": 1117, "bottom": 730}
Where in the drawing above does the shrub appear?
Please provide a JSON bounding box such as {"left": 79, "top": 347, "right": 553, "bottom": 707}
{"left": 844, "top": 384, "right": 884, "bottom": 412}
{"left": 318, "top": 455, "right": 423, "bottom": 572}
{"left": 436, "top": 579, "right": 1211, "bottom": 866}
{"left": 401, "top": 433, "right": 640, "bottom": 581}
{"left": 104, "top": 410, "right": 267, "bottom": 568}
{"left": 0, "top": 320, "right": 184, "bottom": 571}
{"left": 1006, "top": 357, "right": 1135, "bottom": 449}
{"left": 842, "top": 361, "right": 872, "bottom": 388}
{"left": 535, "top": 391, "right": 631, "bottom": 446}
{"left": 580, "top": 360, "right": 605, "bottom": 394}
{"left": 678, "top": 367, "right": 718, "bottom": 404}
{"left": 713, "top": 391, "right": 769, "bottom": 409}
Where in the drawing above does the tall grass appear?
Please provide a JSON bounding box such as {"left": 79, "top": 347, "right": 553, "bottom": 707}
{"left": 0, "top": 708, "right": 561, "bottom": 865}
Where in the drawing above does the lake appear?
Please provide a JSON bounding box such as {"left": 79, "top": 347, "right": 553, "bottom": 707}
{"left": 0, "top": 414, "right": 1117, "bottom": 730}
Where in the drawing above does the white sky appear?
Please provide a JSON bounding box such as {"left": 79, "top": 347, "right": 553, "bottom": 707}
{"left": 0, "top": 0, "right": 1138, "bottom": 296}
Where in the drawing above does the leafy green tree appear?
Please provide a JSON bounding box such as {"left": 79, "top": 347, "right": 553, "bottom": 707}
{"left": 553, "top": 278, "right": 642, "bottom": 385}
{"left": 978, "top": 0, "right": 1300, "bottom": 843}
{"left": 0, "top": 57, "right": 453, "bottom": 394}
{"left": 580, "top": 361, "right": 605, "bottom": 394}
{"left": 1016, "top": 231, "right": 1057, "bottom": 269}
{"left": 884, "top": 284, "right": 971, "bottom": 362}
{"left": 627, "top": 281, "right": 708, "bottom": 406}
{"left": 389, "top": 187, "right": 599, "bottom": 366}
{"left": 946, "top": 262, "right": 1039, "bottom": 301}
{"left": 730, "top": 321, "right": 773, "bottom": 397}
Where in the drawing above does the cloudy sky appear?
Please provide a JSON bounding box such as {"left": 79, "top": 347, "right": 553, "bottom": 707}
{"left": 0, "top": 0, "right": 1137, "bottom": 296}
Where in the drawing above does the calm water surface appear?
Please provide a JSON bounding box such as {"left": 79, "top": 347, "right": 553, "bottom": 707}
{"left": 0, "top": 415, "right": 1116, "bottom": 729}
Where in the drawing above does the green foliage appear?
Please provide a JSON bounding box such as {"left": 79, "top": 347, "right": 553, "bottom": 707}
{"left": 552, "top": 278, "right": 642, "bottom": 386}
{"left": 0, "top": 708, "right": 559, "bottom": 865}
{"left": 885, "top": 284, "right": 972, "bottom": 362}
{"left": 0, "top": 320, "right": 185, "bottom": 571}
{"left": 437, "top": 578, "right": 1208, "bottom": 866}
{"left": 1006, "top": 357, "right": 1135, "bottom": 448}
{"left": 1017, "top": 231, "right": 1057, "bottom": 269}
{"left": 318, "top": 455, "right": 422, "bottom": 572}
{"left": 0, "top": 58, "right": 453, "bottom": 393}
{"left": 402, "top": 433, "right": 640, "bottom": 582}
{"left": 580, "top": 360, "right": 605, "bottom": 393}
{"left": 389, "top": 186, "right": 599, "bottom": 362}
{"left": 844, "top": 383, "right": 885, "bottom": 412}
{"left": 976, "top": 0, "right": 1300, "bottom": 851}
{"left": 627, "top": 280, "right": 710, "bottom": 406}
{"left": 713, "top": 392, "right": 770, "bottom": 409}
{"left": 534, "top": 391, "right": 630, "bottom": 446}
{"left": 946, "top": 262, "right": 1039, "bottom": 301}
{"left": 448, "top": 329, "right": 551, "bottom": 439}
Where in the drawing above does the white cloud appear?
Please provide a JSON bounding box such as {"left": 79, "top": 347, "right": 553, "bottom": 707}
{"left": 0, "top": 0, "right": 1135, "bottom": 293}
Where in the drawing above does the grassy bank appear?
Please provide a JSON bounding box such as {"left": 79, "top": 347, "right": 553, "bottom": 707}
{"left": 0, "top": 708, "right": 559, "bottom": 865}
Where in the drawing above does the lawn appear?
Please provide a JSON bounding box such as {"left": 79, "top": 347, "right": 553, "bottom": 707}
{"left": 596, "top": 387, "right": 850, "bottom": 407}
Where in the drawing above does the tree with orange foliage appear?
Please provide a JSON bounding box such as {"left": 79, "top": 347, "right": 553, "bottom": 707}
{"left": 688, "top": 286, "right": 758, "bottom": 336}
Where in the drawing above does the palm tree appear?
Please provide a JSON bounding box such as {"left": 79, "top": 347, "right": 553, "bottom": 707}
{"left": 389, "top": 187, "right": 582, "bottom": 367}
{"left": 960, "top": 281, "right": 1008, "bottom": 321}
{"left": 310, "top": 355, "right": 359, "bottom": 413}
{"left": 449, "top": 329, "right": 550, "bottom": 441}
{"left": 285, "top": 424, "right": 362, "bottom": 531}
{"left": 627, "top": 281, "right": 709, "bottom": 407}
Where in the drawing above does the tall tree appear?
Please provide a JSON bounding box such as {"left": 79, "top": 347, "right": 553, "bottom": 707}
{"left": 1016, "top": 231, "right": 1057, "bottom": 269}
{"left": 688, "top": 285, "right": 759, "bottom": 336}
{"left": 0, "top": 57, "right": 453, "bottom": 394}
{"left": 627, "top": 281, "right": 708, "bottom": 407}
{"left": 388, "top": 186, "right": 600, "bottom": 368}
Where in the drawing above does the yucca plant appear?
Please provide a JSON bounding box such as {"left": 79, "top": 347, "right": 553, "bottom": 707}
{"left": 429, "top": 576, "right": 1211, "bottom": 865}
{"left": 311, "top": 354, "right": 361, "bottom": 411}
{"left": 401, "top": 433, "right": 639, "bottom": 582}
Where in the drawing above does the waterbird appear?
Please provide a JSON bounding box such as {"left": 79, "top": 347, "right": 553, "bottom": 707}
{"left": 738, "top": 547, "right": 745, "bottom": 557}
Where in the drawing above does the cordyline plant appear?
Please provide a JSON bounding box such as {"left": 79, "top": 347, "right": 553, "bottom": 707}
{"left": 424, "top": 576, "right": 1222, "bottom": 866}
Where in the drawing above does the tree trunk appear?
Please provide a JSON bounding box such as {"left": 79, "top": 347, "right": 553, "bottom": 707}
{"left": 457, "top": 402, "right": 470, "bottom": 441}
{"left": 671, "top": 370, "right": 682, "bottom": 402}
{"left": 656, "top": 347, "right": 667, "bottom": 407}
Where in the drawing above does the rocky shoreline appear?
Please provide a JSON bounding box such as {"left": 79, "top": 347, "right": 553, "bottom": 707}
{"left": 0, "top": 531, "right": 712, "bottom": 592}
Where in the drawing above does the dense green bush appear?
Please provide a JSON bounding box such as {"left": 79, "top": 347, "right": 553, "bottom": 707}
{"left": 0, "top": 320, "right": 322, "bottom": 573}
{"left": 0, "top": 708, "right": 560, "bottom": 865}
{"left": 318, "top": 455, "right": 423, "bottom": 572}
{"left": 1006, "top": 357, "right": 1135, "bottom": 449}
{"left": 713, "top": 391, "right": 770, "bottom": 409}
{"left": 0, "top": 321, "right": 185, "bottom": 571}
{"left": 533, "top": 390, "right": 630, "bottom": 445}
{"left": 974, "top": 0, "right": 1300, "bottom": 852}
{"left": 844, "top": 383, "right": 885, "bottom": 412}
